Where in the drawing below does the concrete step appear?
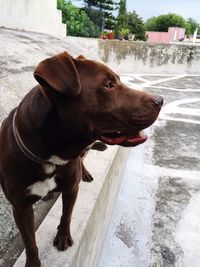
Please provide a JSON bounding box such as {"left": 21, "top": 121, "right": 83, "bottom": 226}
{"left": 0, "top": 192, "right": 60, "bottom": 267}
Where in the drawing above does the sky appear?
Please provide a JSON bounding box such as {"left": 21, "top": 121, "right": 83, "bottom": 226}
{"left": 72, "top": 0, "right": 200, "bottom": 22}
{"left": 126, "top": 0, "right": 200, "bottom": 22}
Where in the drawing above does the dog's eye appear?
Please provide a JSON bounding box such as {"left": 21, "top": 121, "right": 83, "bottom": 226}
{"left": 104, "top": 81, "right": 113, "bottom": 90}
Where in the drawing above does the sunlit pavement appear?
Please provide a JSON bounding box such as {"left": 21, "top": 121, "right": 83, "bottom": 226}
{"left": 98, "top": 74, "right": 200, "bottom": 267}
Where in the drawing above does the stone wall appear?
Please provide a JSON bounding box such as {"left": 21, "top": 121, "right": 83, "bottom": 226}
{"left": 99, "top": 41, "right": 200, "bottom": 74}
{"left": 66, "top": 37, "right": 200, "bottom": 74}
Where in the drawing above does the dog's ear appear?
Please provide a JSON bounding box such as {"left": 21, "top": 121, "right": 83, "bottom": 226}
{"left": 76, "top": 55, "right": 86, "bottom": 60}
{"left": 34, "top": 52, "right": 81, "bottom": 97}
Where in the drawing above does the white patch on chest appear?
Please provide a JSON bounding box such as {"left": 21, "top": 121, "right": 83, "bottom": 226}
{"left": 28, "top": 177, "right": 57, "bottom": 198}
{"left": 49, "top": 155, "right": 69, "bottom": 166}
{"left": 43, "top": 156, "right": 69, "bottom": 174}
{"left": 43, "top": 163, "right": 56, "bottom": 174}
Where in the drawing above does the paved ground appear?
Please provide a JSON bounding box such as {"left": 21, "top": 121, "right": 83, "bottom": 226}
{"left": 98, "top": 74, "right": 200, "bottom": 267}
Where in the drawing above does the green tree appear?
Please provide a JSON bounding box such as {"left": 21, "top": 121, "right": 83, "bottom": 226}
{"left": 115, "top": 0, "right": 129, "bottom": 36}
{"left": 186, "top": 18, "right": 200, "bottom": 35}
{"left": 118, "top": 0, "right": 126, "bottom": 15}
{"left": 58, "top": 1, "right": 100, "bottom": 37}
{"left": 145, "top": 13, "right": 187, "bottom": 32}
{"left": 84, "top": 0, "right": 98, "bottom": 9}
{"left": 144, "top": 16, "right": 157, "bottom": 31}
{"left": 126, "top": 11, "right": 147, "bottom": 40}
{"left": 83, "top": 8, "right": 103, "bottom": 30}
{"left": 83, "top": 0, "right": 118, "bottom": 30}
{"left": 115, "top": 1, "right": 146, "bottom": 40}
{"left": 57, "top": 0, "right": 65, "bottom": 9}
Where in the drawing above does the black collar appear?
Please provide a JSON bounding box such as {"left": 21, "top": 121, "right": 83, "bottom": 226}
{"left": 12, "top": 110, "right": 53, "bottom": 167}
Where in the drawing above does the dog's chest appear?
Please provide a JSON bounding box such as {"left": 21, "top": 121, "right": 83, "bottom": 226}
{"left": 28, "top": 177, "right": 56, "bottom": 198}
{"left": 28, "top": 156, "right": 69, "bottom": 198}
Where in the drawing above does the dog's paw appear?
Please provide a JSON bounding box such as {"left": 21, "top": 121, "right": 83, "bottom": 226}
{"left": 42, "top": 191, "right": 54, "bottom": 201}
{"left": 53, "top": 233, "right": 73, "bottom": 251}
{"left": 82, "top": 170, "right": 94, "bottom": 182}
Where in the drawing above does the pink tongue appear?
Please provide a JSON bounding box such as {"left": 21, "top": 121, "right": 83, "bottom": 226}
{"left": 127, "top": 132, "right": 148, "bottom": 143}
{"left": 127, "top": 136, "right": 145, "bottom": 142}
{"left": 101, "top": 136, "right": 126, "bottom": 145}
{"left": 101, "top": 132, "right": 148, "bottom": 145}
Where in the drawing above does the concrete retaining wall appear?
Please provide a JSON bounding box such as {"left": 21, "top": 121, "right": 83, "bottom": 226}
{"left": 66, "top": 37, "right": 200, "bottom": 74}
{"left": 0, "top": 0, "right": 66, "bottom": 36}
{"left": 99, "top": 41, "right": 200, "bottom": 74}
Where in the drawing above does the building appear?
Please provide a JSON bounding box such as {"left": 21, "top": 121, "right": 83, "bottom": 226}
{"left": 147, "top": 27, "right": 185, "bottom": 44}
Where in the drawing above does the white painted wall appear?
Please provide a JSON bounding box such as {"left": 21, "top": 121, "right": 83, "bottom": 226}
{"left": 0, "top": 0, "right": 66, "bottom": 36}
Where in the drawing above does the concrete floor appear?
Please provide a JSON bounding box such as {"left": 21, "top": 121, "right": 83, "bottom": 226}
{"left": 98, "top": 74, "right": 200, "bottom": 267}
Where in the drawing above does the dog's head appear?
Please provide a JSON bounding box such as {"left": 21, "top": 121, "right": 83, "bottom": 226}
{"left": 34, "top": 52, "right": 163, "bottom": 149}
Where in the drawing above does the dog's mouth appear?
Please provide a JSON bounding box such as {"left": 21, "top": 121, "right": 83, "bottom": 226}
{"left": 100, "top": 131, "right": 148, "bottom": 146}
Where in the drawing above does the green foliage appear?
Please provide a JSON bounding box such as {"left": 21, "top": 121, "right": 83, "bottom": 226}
{"left": 126, "top": 11, "right": 147, "bottom": 41}
{"left": 58, "top": 1, "right": 100, "bottom": 37}
{"left": 57, "top": 0, "right": 64, "bottom": 9}
{"left": 58, "top": 1, "right": 200, "bottom": 41}
{"left": 118, "top": 27, "right": 129, "bottom": 36}
{"left": 115, "top": 0, "right": 127, "bottom": 35}
{"left": 83, "top": 0, "right": 118, "bottom": 30}
{"left": 98, "top": 0, "right": 118, "bottom": 11}
{"left": 83, "top": 0, "right": 118, "bottom": 11}
{"left": 145, "top": 13, "right": 187, "bottom": 32}
{"left": 117, "top": 0, "right": 126, "bottom": 15}
{"left": 115, "top": 1, "right": 146, "bottom": 40}
{"left": 144, "top": 16, "right": 157, "bottom": 31}
{"left": 186, "top": 18, "right": 200, "bottom": 35}
{"left": 84, "top": 0, "right": 98, "bottom": 8}
{"left": 105, "top": 14, "right": 116, "bottom": 30}
{"left": 83, "top": 7, "right": 102, "bottom": 29}
{"left": 145, "top": 13, "right": 200, "bottom": 37}
{"left": 115, "top": 13, "right": 127, "bottom": 33}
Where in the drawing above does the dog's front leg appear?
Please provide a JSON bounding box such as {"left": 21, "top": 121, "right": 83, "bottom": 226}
{"left": 53, "top": 187, "right": 79, "bottom": 251}
{"left": 13, "top": 206, "right": 41, "bottom": 267}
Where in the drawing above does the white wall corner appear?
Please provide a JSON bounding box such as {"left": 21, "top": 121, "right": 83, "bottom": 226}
{"left": 0, "top": 0, "right": 66, "bottom": 37}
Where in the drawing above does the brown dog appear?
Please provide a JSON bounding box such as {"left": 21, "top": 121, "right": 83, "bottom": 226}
{"left": 0, "top": 52, "right": 163, "bottom": 267}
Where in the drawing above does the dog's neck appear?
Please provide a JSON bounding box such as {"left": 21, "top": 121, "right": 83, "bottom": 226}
{"left": 15, "top": 86, "right": 93, "bottom": 160}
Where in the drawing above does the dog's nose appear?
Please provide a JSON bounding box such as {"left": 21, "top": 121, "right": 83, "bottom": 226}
{"left": 152, "top": 95, "right": 164, "bottom": 108}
